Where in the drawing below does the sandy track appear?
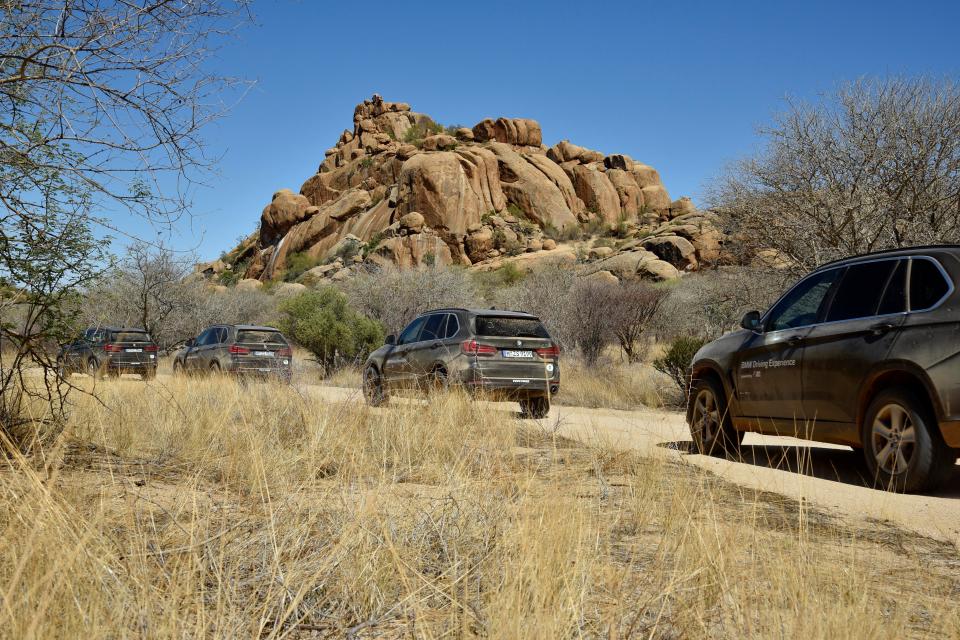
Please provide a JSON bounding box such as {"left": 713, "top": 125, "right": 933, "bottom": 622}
{"left": 305, "top": 383, "right": 960, "bottom": 545}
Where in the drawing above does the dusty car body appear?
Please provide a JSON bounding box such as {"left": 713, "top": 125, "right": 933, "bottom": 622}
{"left": 173, "top": 324, "right": 293, "bottom": 381}
{"left": 58, "top": 327, "right": 158, "bottom": 380}
{"left": 362, "top": 309, "right": 560, "bottom": 418}
{"left": 688, "top": 246, "right": 960, "bottom": 492}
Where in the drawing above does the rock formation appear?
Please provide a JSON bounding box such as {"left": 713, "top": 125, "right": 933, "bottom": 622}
{"left": 213, "top": 94, "right": 727, "bottom": 284}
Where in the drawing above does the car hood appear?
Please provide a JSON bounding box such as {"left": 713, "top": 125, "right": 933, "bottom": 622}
{"left": 694, "top": 328, "right": 753, "bottom": 364}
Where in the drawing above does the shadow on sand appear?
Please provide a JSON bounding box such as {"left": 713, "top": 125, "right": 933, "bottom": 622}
{"left": 660, "top": 440, "right": 960, "bottom": 498}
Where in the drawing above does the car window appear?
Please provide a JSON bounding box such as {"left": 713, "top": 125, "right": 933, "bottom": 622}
{"left": 475, "top": 316, "right": 550, "bottom": 338}
{"left": 766, "top": 268, "right": 841, "bottom": 331}
{"left": 194, "top": 329, "right": 213, "bottom": 346}
{"left": 216, "top": 327, "right": 230, "bottom": 344}
{"left": 397, "top": 316, "right": 427, "bottom": 345}
{"left": 824, "top": 260, "right": 898, "bottom": 322}
{"left": 420, "top": 314, "right": 446, "bottom": 341}
{"left": 877, "top": 260, "right": 908, "bottom": 316}
{"left": 111, "top": 330, "right": 151, "bottom": 343}
{"left": 910, "top": 258, "right": 950, "bottom": 311}
{"left": 444, "top": 314, "right": 460, "bottom": 339}
{"left": 236, "top": 329, "right": 286, "bottom": 345}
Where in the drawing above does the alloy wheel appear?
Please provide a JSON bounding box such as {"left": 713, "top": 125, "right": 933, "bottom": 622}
{"left": 871, "top": 403, "right": 916, "bottom": 476}
{"left": 692, "top": 388, "right": 719, "bottom": 445}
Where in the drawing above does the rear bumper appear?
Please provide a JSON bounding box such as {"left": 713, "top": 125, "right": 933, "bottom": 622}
{"left": 105, "top": 357, "right": 156, "bottom": 371}
{"left": 461, "top": 369, "right": 560, "bottom": 398}
{"left": 226, "top": 362, "right": 291, "bottom": 378}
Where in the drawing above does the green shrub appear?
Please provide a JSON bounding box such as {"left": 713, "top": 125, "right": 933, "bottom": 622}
{"left": 277, "top": 288, "right": 384, "bottom": 375}
{"left": 542, "top": 222, "right": 582, "bottom": 243}
{"left": 653, "top": 335, "right": 707, "bottom": 391}
{"left": 218, "top": 259, "right": 249, "bottom": 286}
{"left": 283, "top": 252, "right": 321, "bottom": 282}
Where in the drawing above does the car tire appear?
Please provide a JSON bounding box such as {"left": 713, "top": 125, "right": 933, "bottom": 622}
{"left": 688, "top": 376, "right": 743, "bottom": 457}
{"left": 172, "top": 360, "right": 184, "bottom": 376}
{"left": 143, "top": 368, "right": 156, "bottom": 381}
{"left": 520, "top": 396, "right": 550, "bottom": 420}
{"left": 862, "top": 389, "right": 954, "bottom": 493}
{"left": 87, "top": 358, "right": 103, "bottom": 380}
{"left": 363, "top": 366, "right": 388, "bottom": 407}
{"left": 209, "top": 361, "right": 221, "bottom": 375}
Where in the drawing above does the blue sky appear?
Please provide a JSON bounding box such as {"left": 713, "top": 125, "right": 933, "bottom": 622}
{"left": 136, "top": 0, "right": 960, "bottom": 260}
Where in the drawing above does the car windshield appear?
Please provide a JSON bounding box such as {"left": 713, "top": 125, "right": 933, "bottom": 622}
{"left": 475, "top": 316, "right": 549, "bottom": 338}
{"left": 111, "top": 331, "right": 151, "bottom": 342}
{"left": 236, "top": 330, "right": 287, "bottom": 345}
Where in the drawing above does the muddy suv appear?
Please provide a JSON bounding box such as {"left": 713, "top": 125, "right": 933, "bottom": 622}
{"left": 688, "top": 246, "right": 960, "bottom": 492}
{"left": 362, "top": 309, "right": 560, "bottom": 418}
{"left": 58, "top": 327, "right": 158, "bottom": 380}
{"left": 173, "top": 325, "right": 293, "bottom": 381}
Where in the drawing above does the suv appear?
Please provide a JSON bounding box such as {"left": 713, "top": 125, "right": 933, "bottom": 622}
{"left": 362, "top": 309, "right": 561, "bottom": 418}
{"left": 58, "top": 327, "right": 158, "bottom": 380}
{"left": 172, "top": 325, "right": 293, "bottom": 381}
{"left": 688, "top": 246, "right": 960, "bottom": 492}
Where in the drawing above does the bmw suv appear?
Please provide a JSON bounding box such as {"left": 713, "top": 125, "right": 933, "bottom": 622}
{"left": 173, "top": 324, "right": 293, "bottom": 381}
{"left": 362, "top": 309, "right": 561, "bottom": 418}
{"left": 688, "top": 246, "right": 960, "bottom": 492}
{"left": 58, "top": 327, "right": 158, "bottom": 380}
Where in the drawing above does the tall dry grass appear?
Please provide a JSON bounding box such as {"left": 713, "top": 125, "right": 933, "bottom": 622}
{"left": 0, "top": 375, "right": 957, "bottom": 638}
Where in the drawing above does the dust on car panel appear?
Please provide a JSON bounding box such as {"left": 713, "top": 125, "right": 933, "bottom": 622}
{"left": 58, "top": 326, "right": 159, "bottom": 380}
{"left": 173, "top": 324, "right": 293, "bottom": 382}
{"left": 362, "top": 308, "right": 560, "bottom": 418}
{"left": 689, "top": 245, "right": 960, "bottom": 493}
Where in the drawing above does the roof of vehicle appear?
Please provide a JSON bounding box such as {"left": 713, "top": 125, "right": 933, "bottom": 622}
{"left": 232, "top": 324, "right": 282, "bottom": 332}
{"left": 423, "top": 308, "right": 540, "bottom": 319}
{"left": 818, "top": 245, "right": 960, "bottom": 270}
{"left": 88, "top": 326, "right": 149, "bottom": 333}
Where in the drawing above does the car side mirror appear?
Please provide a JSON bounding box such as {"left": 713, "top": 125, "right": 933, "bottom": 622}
{"left": 740, "top": 310, "right": 762, "bottom": 332}
{"left": 186, "top": 338, "right": 195, "bottom": 347}
{"left": 385, "top": 334, "right": 397, "bottom": 345}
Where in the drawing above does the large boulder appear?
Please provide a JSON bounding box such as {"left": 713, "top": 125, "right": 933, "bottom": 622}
{"left": 566, "top": 164, "right": 621, "bottom": 223}
{"left": 604, "top": 169, "right": 645, "bottom": 218}
{"left": 260, "top": 189, "right": 313, "bottom": 245}
{"left": 421, "top": 134, "right": 458, "bottom": 151}
{"left": 487, "top": 143, "right": 578, "bottom": 229}
{"left": 398, "top": 211, "right": 425, "bottom": 233}
{"left": 472, "top": 118, "right": 542, "bottom": 146}
{"left": 640, "top": 184, "right": 672, "bottom": 211}
{"left": 367, "top": 231, "right": 454, "bottom": 269}
{"left": 396, "top": 149, "right": 505, "bottom": 236}
{"left": 547, "top": 140, "right": 603, "bottom": 164}
{"left": 643, "top": 235, "right": 698, "bottom": 270}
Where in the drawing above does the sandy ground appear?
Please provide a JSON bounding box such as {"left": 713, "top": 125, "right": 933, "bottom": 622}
{"left": 305, "top": 383, "right": 960, "bottom": 545}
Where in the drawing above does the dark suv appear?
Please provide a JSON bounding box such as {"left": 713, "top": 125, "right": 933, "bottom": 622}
{"left": 173, "top": 324, "right": 293, "bottom": 381}
{"left": 58, "top": 327, "right": 158, "bottom": 379}
{"left": 688, "top": 246, "right": 960, "bottom": 492}
{"left": 362, "top": 309, "right": 561, "bottom": 418}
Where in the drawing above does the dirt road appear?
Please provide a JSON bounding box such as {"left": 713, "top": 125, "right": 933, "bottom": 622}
{"left": 306, "top": 383, "right": 960, "bottom": 545}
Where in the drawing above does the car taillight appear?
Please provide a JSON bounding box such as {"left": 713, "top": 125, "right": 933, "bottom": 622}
{"left": 535, "top": 344, "right": 560, "bottom": 358}
{"left": 461, "top": 339, "right": 497, "bottom": 356}
{"left": 229, "top": 344, "right": 250, "bottom": 355}
{"left": 103, "top": 344, "right": 122, "bottom": 352}
{"left": 144, "top": 344, "right": 158, "bottom": 352}
{"left": 277, "top": 347, "right": 292, "bottom": 357}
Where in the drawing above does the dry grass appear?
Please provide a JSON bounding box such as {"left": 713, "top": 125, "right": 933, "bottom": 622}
{"left": 557, "top": 359, "right": 679, "bottom": 410}
{"left": 1, "top": 376, "right": 958, "bottom": 638}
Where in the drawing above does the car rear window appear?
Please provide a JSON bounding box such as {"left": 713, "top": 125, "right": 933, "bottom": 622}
{"left": 111, "top": 331, "right": 151, "bottom": 342}
{"left": 236, "top": 330, "right": 287, "bottom": 345}
{"left": 475, "top": 316, "right": 549, "bottom": 338}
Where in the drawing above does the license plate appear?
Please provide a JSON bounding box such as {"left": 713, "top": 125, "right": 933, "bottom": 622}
{"left": 258, "top": 368, "right": 271, "bottom": 372}
{"left": 125, "top": 348, "right": 142, "bottom": 353}
{"left": 254, "top": 351, "right": 273, "bottom": 357}
{"left": 502, "top": 349, "right": 534, "bottom": 359}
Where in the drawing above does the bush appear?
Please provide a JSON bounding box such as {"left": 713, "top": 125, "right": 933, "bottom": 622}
{"left": 653, "top": 335, "right": 707, "bottom": 392}
{"left": 283, "top": 251, "right": 321, "bottom": 282}
{"left": 341, "top": 265, "right": 478, "bottom": 335}
{"left": 277, "top": 289, "right": 384, "bottom": 374}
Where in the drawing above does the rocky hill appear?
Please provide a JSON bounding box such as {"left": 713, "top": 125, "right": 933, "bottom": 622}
{"left": 205, "top": 94, "right": 727, "bottom": 285}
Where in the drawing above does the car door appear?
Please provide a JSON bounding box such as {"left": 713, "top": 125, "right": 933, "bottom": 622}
{"left": 802, "top": 259, "right": 907, "bottom": 426}
{"left": 735, "top": 267, "right": 842, "bottom": 421}
{"left": 383, "top": 316, "right": 427, "bottom": 388}
{"left": 408, "top": 313, "right": 449, "bottom": 382}
{"left": 185, "top": 328, "right": 212, "bottom": 370}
